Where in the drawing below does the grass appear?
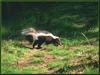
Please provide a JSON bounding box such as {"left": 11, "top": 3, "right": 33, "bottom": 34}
{"left": 1, "top": 25, "right": 99, "bottom": 74}
{"left": 29, "top": 56, "right": 44, "bottom": 64}
{"left": 1, "top": 33, "right": 99, "bottom": 74}
{"left": 1, "top": 65, "right": 20, "bottom": 74}
{"left": 83, "top": 66, "right": 99, "bottom": 74}
{"left": 21, "top": 66, "right": 48, "bottom": 74}
{"left": 47, "top": 60, "right": 67, "bottom": 69}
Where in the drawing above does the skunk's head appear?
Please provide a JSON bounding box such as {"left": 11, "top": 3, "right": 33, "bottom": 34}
{"left": 52, "top": 36, "right": 60, "bottom": 46}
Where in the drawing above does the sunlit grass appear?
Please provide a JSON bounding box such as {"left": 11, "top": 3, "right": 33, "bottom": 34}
{"left": 47, "top": 60, "right": 67, "bottom": 69}
{"left": 29, "top": 57, "right": 44, "bottom": 64}
{"left": 21, "top": 66, "right": 48, "bottom": 74}
{"left": 1, "top": 65, "right": 20, "bottom": 74}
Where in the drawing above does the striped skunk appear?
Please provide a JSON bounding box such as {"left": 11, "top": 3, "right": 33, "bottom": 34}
{"left": 21, "top": 28, "right": 60, "bottom": 49}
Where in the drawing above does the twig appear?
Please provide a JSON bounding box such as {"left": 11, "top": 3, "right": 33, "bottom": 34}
{"left": 81, "top": 32, "right": 91, "bottom": 45}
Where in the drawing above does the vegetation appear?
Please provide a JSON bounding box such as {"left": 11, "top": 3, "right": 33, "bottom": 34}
{"left": 1, "top": 2, "right": 99, "bottom": 74}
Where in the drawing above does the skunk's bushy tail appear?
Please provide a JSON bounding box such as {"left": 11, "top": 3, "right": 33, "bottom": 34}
{"left": 21, "top": 28, "right": 37, "bottom": 36}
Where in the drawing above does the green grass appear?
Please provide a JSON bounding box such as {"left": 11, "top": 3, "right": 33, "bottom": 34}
{"left": 32, "top": 50, "right": 45, "bottom": 57}
{"left": 1, "top": 36, "right": 99, "bottom": 74}
{"left": 47, "top": 60, "right": 68, "bottom": 69}
{"left": 21, "top": 66, "right": 48, "bottom": 74}
{"left": 83, "top": 66, "right": 99, "bottom": 74}
{"left": 1, "top": 27, "right": 99, "bottom": 74}
{"left": 1, "top": 65, "right": 20, "bottom": 74}
{"left": 1, "top": 26, "right": 99, "bottom": 74}
{"left": 29, "top": 57, "right": 44, "bottom": 64}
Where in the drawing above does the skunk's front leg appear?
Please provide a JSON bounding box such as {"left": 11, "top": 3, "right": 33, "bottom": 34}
{"left": 32, "top": 40, "right": 38, "bottom": 49}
